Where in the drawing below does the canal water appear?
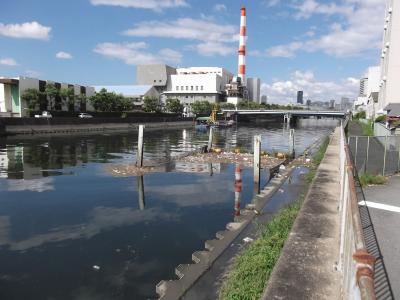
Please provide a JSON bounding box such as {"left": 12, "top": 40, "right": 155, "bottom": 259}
{"left": 0, "top": 120, "right": 336, "bottom": 300}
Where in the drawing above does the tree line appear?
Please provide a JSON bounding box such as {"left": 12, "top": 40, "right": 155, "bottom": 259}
{"left": 21, "top": 86, "right": 302, "bottom": 115}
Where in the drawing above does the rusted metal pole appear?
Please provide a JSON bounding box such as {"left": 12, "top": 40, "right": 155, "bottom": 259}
{"left": 137, "top": 124, "right": 145, "bottom": 167}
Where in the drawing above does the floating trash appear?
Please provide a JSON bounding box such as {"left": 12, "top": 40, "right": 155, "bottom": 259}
{"left": 92, "top": 265, "right": 100, "bottom": 270}
{"left": 243, "top": 237, "right": 254, "bottom": 243}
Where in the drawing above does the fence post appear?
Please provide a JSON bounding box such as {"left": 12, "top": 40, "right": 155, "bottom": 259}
{"left": 398, "top": 137, "right": 400, "bottom": 172}
{"left": 365, "top": 136, "right": 370, "bottom": 174}
{"left": 253, "top": 135, "right": 261, "bottom": 195}
{"left": 208, "top": 127, "right": 214, "bottom": 152}
{"left": 355, "top": 136, "right": 359, "bottom": 169}
{"left": 137, "top": 125, "right": 145, "bottom": 167}
{"left": 383, "top": 135, "right": 388, "bottom": 176}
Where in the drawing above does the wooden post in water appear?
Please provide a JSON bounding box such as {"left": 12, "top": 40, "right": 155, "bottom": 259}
{"left": 253, "top": 135, "right": 261, "bottom": 195}
{"left": 208, "top": 127, "right": 214, "bottom": 152}
{"left": 289, "top": 129, "right": 295, "bottom": 158}
{"left": 137, "top": 125, "right": 145, "bottom": 167}
{"left": 137, "top": 175, "right": 145, "bottom": 210}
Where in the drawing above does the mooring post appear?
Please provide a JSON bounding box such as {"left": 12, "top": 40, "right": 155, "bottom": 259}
{"left": 137, "top": 175, "right": 145, "bottom": 210}
{"left": 253, "top": 135, "right": 261, "bottom": 195}
{"left": 289, "top": 129, "right": 295, "bottom": 158}
{"left": 208, "top": 127, "right": 213, "bottom": 152}
{"left": 234, "top": 164, "right": 242, "bottom": 217}
{"left": 137, "top": 124, "right": 145, "bottom": 167}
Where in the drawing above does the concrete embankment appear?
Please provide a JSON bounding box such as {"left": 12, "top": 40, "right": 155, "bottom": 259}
{"left": 2, "top": 120, "right": 193, "bottom": 135}
{"left": 262, "top": 128, "right": 341, "bottom": 299}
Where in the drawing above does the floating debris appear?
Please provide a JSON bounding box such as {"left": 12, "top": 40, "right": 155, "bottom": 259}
{"left": 92, "top": 265, "right": 101, "bottom": 271}
{"left": 243, "top": 237, "right": 254, "bottom": 243}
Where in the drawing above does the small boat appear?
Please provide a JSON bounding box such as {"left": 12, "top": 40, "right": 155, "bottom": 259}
{"left": 195, "top": 117, "right": 211, "bottom": 130}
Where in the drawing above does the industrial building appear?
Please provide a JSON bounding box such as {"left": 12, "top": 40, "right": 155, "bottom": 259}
{"left": 94, "top": 85, "right": 159, "bottom": 106}
{"left": 163, "top": 67, "right": 233, "bottom": 105}
{"left": 0, "top": 76, "right": 94, "bottom": 117}
{"left": 378, "top": 0, "right": 400, "bottom": 114}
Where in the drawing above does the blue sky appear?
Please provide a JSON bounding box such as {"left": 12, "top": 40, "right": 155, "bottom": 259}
{"left": 0, "top": 0, "right": 387, "bottom": 103}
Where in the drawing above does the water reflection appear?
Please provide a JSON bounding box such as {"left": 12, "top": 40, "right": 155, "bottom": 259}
{"left": 0, "top": 122, "right": 336, "bottom": 299}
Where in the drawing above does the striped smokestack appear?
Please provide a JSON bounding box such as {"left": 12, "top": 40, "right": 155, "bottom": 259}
{"left": 238, "top": 6, "right": 246, "bottom": 86}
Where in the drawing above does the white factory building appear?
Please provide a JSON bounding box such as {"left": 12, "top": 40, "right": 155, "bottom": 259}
{"left": 163, "top": 67, "right": 233, "bottom": 105}
{"left": 0, "top": 76, "right": 95, "bottom": 117}
{"left": 377, "top": 0, "right": 400, "bottom": 116}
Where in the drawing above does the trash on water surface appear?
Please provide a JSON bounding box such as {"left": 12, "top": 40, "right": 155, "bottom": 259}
{"left": 278, "top": 188, "right": 284, "bottom": 193}
{"left": 243, "top": 237, "right": 254, "bottom": 243}
{"left": 305, "top": 158, "right": 311, "bottom": 163}
{"left": 93, "top": 265, "right": 101, "bottom": 270}
{"left": 279, "top": 164, "right": 286, "bottom": 170}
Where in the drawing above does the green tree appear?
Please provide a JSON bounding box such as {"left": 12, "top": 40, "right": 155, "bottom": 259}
{"left": 166, "top": 98, "right": 183, "bottom": 113}
{"left": 237, "top": 101, "right": 260, "bottom": 109}
{"left": 89, "top": 89, "right": 134, "bottom": 112}
{"left": 45, "top": 82, "right": 59, "bottom": 110}
{"left": 143, "top": 96, "right": 159, "bottom": 112}
{"left": 21, "top": 88, "right": 40, "bottom": 111}
{"left": 60, "top": 87, "right": 75, "bottom": 111}
{"left": 220, "top": 102, "right": 236, "bottom": 110}
{"left": 116, "top": 94, "right": 133, "bottom": 111}
{"left": 191, "top": 100, "right": 212, "bottom": 115}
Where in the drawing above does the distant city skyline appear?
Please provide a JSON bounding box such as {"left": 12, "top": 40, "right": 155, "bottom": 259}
{"left": 0, "top": 0, "right": 387, "bottom": 103}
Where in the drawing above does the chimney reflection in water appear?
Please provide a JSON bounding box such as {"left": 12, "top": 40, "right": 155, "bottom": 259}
{"left": 234, "top": 164, "right": 242, "bottom": 217}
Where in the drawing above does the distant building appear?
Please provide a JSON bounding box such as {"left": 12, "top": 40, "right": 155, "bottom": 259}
{"left": 94, "top": 85, "right": 159, "bottom": 106}
{"left": 341, "top": 97, "right": 352, "bottom": 111}
{"left": 136, "top": 64, "right": 176, "bottom": 94}
{"left": 0, "top": 76, "right": 94, "bottom": 117}
{"left": 261, "top": 95, "right": 267, "bottom": 104}
{"left": 306, "top": 99, "right": 311, "bottom": 107}
{"left": 353, "top": 66, "right": 380, "bottom": 118}
{"left": 246, "top": 77, "right": 261, "bottom": 103}
{"left": 378, "top": 0, "right": 400, "bottom": 114}
{"left": 297, "top": 91, "right": 304, "bottom": 104}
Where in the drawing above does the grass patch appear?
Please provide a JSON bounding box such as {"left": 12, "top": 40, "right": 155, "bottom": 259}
{"left": 306, "top": 137, "right": 330, "bottom": 183}
{"left": 359, "top": 173, "right": 387, "bottom": 186}
{"left": 353, "top": 120, "right": 374, "bottom": 136}
{"left": 219, "top": 200, "right": 303, "bottom": 300}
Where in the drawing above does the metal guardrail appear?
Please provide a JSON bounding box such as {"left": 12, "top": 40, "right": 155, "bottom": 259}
{"left": 339, "top": 124, "right": 376, "bottom": 300}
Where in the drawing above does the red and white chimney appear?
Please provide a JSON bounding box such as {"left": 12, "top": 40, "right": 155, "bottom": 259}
{"left": 238, "top": 6, "right": 246, "bottom": 86}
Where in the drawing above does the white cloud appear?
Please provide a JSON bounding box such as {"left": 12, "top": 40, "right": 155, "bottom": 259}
{"left": 90, "top": 0, "right": 188, "bottom": 11}
{"left": 213, "top": 4, "right": 227, "bottom": 12}
{"left": 266, "top": 42, "right": 303, "bottom": 58}
{"left": 265, "top": 0, "right": 281, "bottom": 7}
{"left": 56, "top": 51, "right": 73, "bottom": 59}
{"left": 0, "top": 21, "right": 51, "bottom": 40}
{"left": 292, "top": 0, "right": 352, "bottom": 19}
{"left": 261, "top": 0, "right": 386, "bottom": 57}
{"left": 0, "top": 57, "right": 18, "bottom": 66}
{"left": 93, "top": 42, "right": 182, "bottom": 65}
{"left": 122, "top": 17, "right": 237, "bottom": 56}
{"left": 261, "top": 70, "right": 359, "bottom": 104}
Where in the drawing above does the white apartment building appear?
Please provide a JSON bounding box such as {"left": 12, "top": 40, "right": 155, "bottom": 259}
{"left": 162, "top": 67, "right": 233, "bottom": 105}
{"left": 353, "top": 66, "right": 380, "bottom": 118}
{"left": 378, "top": 0, "right": 400, "bottom": 113}
{"left": 0, "top": 76, "right": 94, "bottom": 117}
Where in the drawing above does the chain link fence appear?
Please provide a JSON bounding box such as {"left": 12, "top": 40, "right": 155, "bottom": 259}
{"left": 348, "top": 135, "right": 400, "bottom": 176}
